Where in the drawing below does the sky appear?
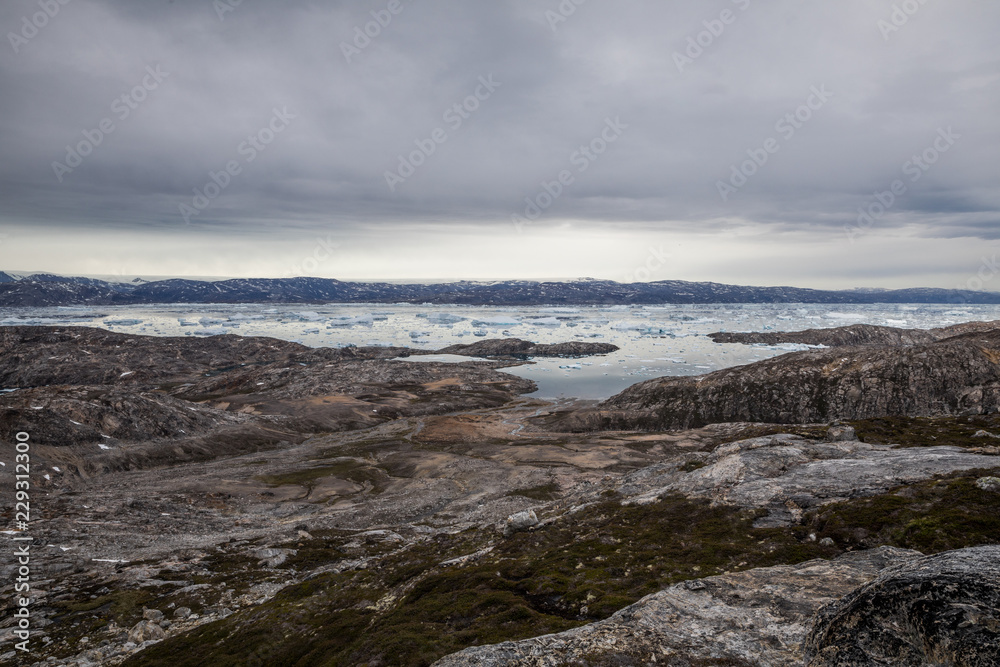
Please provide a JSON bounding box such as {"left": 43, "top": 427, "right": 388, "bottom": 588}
{"left": 0, "top": 0, "right": 998, "bottom": 289}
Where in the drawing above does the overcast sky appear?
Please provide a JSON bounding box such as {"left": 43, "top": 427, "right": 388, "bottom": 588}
{"left": 0, "top": 0, "right": 998, "bottom": 288}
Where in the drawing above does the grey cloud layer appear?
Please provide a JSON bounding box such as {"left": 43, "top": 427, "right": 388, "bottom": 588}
{"left": 1, "top": 0, "right": 998, "bottom": 240}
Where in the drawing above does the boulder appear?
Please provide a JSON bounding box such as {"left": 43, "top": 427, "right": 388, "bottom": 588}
{"left": 805, "top": 546, "right": 1000, "bottom": 666}
{"left": 502, "top": 509, "right": 538, "bottom": 537}
{"left": 127, "top": 620, "right": 165, "bottom": 644}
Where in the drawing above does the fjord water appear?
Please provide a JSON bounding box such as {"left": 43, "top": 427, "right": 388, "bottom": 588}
{"left": 5, "top": 303, "right": 1000, "bottom": 400}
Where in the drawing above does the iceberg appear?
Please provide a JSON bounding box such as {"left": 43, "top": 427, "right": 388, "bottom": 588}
{"left": 471, "top": 315, "right": 521, "bottom": 326}
{"left": 193, "top": 327, "right": 228, "bottom": 336}
{"left": 426, "top": 312, "right": 466, "bottom": 324}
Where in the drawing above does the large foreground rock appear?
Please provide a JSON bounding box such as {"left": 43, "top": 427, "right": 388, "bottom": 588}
{"left": 805, "top": 545, "right": 1000, "bottom": 666}
{"left": 433, "top": 547, "right": 920, "bottom": 666}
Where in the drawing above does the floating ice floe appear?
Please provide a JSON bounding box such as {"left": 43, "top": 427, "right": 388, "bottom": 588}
{"left": 609, "top": 321, "right": 672, "bottom": 334}
{"left": 178, "top": 319, "right": 198, "bottom": 326}
{"left": 2, "top": 317, "right": 59, "bottom": 325}
{"left": 764, "top": 343, "right": 829, "bottom": 351}
{"left": 824, "top": 312, "right": 866, "bottom": 320}
{"left": 423, "top": 312, "right": 465, "bottom": 324}
{"left": 104, "top": 318, "right": 143, "bottom": 326}
{"left": 302, "top": 328, "right": 320, "bottom": 334}
{"left": 539, "top": 307, "right": 581, "bottom": 314}
{"left": 558, "top": 363, "right": 582, "bottom": 370}
{"left": 327, "top": 314, "right": 374, "bottom": 326}
{"left": 529, "top": 317, "right": 563, "bottom": 327}
{"left": 471, "top": 316, "right": 521, "bottom": 326}
{"left": 199, "top": 317, "right": 225, "bottom": 326}
{"left": 294, "top": 311, "right": 325, "bottom": 322}
{"left": 193, "top": 327, "right": 228, "bottom": 336}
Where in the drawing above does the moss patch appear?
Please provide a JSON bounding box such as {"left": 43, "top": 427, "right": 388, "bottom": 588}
{"left": 507, "top": 482, "right": 561, "bottom": 501}
{"left": 849, "top": 414, "right": 1000, "bottom": 449}
{"left": 807, "top": 466, "right": 1000, "bottom": 553}
{"left": 124, "top": 495, "right": 838, "bottom": 667}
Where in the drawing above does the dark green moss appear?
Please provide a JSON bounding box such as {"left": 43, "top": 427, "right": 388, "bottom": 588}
{"left": 125, "top": 494, "right": 839, "bottom": 667}
{"left": 507, "top": 482, "right": 561, "bottom": 501}
{"left": 807, "top": 466, "right": 1000, "bottom": 553}
{"left": 849, "top": 414, "right": 1000, "bottom": 449}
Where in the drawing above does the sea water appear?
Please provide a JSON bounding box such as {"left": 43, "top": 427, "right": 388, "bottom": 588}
{"left": 4, "top": 302, "right": 1000, "bottom": 400}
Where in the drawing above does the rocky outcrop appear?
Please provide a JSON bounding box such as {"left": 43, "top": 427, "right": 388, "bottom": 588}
{"left": 0, "top": 327, "right": 536, "bottom": 471}
{"left": 708, "top": 320, "right": 1000, "bottom": 347}
{"left": 612, "top": 434, "right": 1000, "bottom": 526}
{"left": 585, "top": 330, "right": 1000, "bottom": 430}
{"left": 805, "top": 545, "right": 1000, "bottom": 666}
{"left": 437, "top": 338, "right": 618, "bottom": 359}
{"left": 433, "top": 547, "right": 921, "bottom": 666}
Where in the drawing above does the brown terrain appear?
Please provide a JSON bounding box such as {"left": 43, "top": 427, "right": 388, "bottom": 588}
{"left": 0, "top": 324, "right": 998, "bottom": 666}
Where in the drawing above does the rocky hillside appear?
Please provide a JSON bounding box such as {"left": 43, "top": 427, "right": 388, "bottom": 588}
{"left": 0, "top": 327, "right": 537, "bottom": 473}
{"left": 3, "top": 272, "right": 1000, "bottom": 306}
{"left": 709, "top": 319, "right": 1000, "bottom": 347}
{"left": 2, "top": 325, "right": 1000, "bottom": 665}
{"left": 572, "top": 329, "right": 1000, "bottom": 431}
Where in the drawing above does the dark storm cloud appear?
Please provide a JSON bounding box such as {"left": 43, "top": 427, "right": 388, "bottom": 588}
{"left": 0, "top": 0, "right": 998, "bottom": 281}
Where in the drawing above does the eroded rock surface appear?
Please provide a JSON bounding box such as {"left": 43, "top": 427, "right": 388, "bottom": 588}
{"left": 581, "top": 330, "right": 1000, "bottom": 430}
{"left": 805, "top": 545, "right": 1000, "bottom": 666}
{"left": 613, "top": 434, "right": 1000, "bottom": 525}
{"left": 433, "top": 547, "right": 921, "bottom": 666}
{"left": 708, "top": 320, "right": 1000, "bottom": 347}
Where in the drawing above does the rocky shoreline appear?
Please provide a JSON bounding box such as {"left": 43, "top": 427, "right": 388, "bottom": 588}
{"left": 1, "top": 323, "right": 998, "bottom": 665}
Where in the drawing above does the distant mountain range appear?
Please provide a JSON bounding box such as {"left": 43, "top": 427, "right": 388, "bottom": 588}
{"left": 1, "top": 272, "right": 999, "bottom": 307}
